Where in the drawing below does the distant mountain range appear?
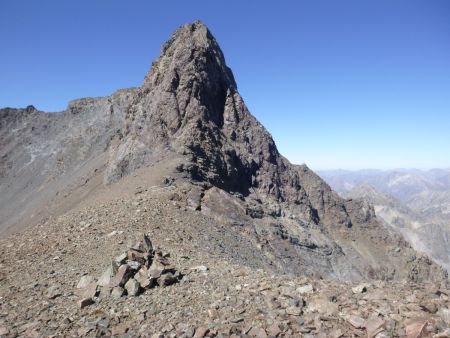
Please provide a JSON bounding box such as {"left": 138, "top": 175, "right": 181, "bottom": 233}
{"left": 318, "top": 168, "right": 450, "bottom": 201}
{"left": 318, "top": 169, "right": 450, "bottom": 272}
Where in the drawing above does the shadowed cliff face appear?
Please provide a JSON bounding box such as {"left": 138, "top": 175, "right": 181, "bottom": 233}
{"left": 104, "top": 21, "right": 352, "bottom": 227}
{"left": 105, "top": 22, "right": 264, "bottom": 195}
{"left": 0, "top": 21, "right": 447, "bottom": 282}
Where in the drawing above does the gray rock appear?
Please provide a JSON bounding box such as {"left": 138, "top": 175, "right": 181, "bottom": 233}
{"left": 114, "top": 253, "right": 128, "bottom": 266}
{"left": 186, "top": 187, "right": 203, "bottom": 210}
{"left": 347, "top": 315, "right": 366, "bottom": 329}
{"left": 190, "top": 265, "right": 208, "bottom": 273}
{"left": 124, "top": 278, "right": 140, "bottom": 296}
{"left": 77, "top": 275, "right": 95, "bottom": 289}
{"left": 286, "top": 306, "right": 302, "bottom": 316}
{"left": 126, "top": 260, "right": 141, "bottom": 270}
{"left": 96, "top": 318, "right": 110, "bottom": 330}
{"left": 97, "top": 266, "right": 114, "bottom": 287}
{"left": 352, "top": 283, "right": 371, "bottom": 294}
{"left": 45, "top": 284, "right": 62, "bottom": 299}
{"left": 297, "top": 284, "right": 314, "bottom": 294}
{"left": 111, "top": 286, "right": 125, "bottom": 299}
{"left": 98, "top": 286, "right": 112, "bottom": 299}
{"left": 77, "top": 283, "right": 98, "bottom": 299}
{"left": 148, "top": 258, "right": 174, "bottom": 278}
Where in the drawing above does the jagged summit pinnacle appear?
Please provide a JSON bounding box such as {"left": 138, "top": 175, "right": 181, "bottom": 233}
{"left": 106, "top": 20, "right": 250, "bottom": 188}
{"left": 162, "top": 20, "right": 217, "bottom": 54}
{"left": 143, "top": 21, "right": 236, "bottom": 90}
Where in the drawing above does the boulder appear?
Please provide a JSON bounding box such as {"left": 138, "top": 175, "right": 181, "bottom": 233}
{"left": 109, "top": 264, "right": 132, "bottom": 287}
{"left": 296, "top": 283, "right": 314, "bottom": 294}
{"left": 98, "top": 286, "right": 112, "bottom": 299}
{"left": 190, "top": 265, "right": 208, "bottom": 273}
{"left": 352, "top": 283, "right": 371, "bottom": 294}
{"left": 77, "top": 275, "right": 95, "bottom": 289}
{"left": 134, "top": 266, "right": 154, "bottom": 289}
{"left": 97, "top": 266, "right": 114, "bottom": 287}
{"left": 127, "top": 260, "right": 141, "bottom": 270}
{"left": 127, "top": 249, "right": 147, "bottom": 265}
{"left": 45, "top": 284, "right": 62, "bottom": 299}
{"left": 78, "top": 297, "right": 95, "bottom": 309}
{"left": 114, "top": 253, "right": 127, "bottom": 265}
{"left": 111, "top": 286, "right": 125, "bottom": 299}
{"left": 75, "top": 282, "right": 98, "bottom": 299}
{"left": 148, "top": 259, "right": 175, "bottom": 278}
{"left": 347, "top": 315, "right": 366, "bottom": 329}
{"left": 125, "top": 278, "right": 140, "bottom": 296}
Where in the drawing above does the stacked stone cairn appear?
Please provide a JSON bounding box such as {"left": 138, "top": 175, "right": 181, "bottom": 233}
{"left": 75, "top": 234, "right": 182, "bottom": 308}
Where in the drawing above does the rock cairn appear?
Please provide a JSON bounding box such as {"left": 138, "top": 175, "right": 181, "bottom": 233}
{"left": 75, "top": 234, "right": 181, "bottom": 308}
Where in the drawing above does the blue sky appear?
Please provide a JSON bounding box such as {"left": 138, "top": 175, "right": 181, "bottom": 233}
{"left": 1, "top": 1, "right": 449, "bottom": 170}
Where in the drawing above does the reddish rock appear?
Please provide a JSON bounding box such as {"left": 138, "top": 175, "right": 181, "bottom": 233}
{"left": 366, "top": 315, "right": 385, "bottom": 338}
{"left": 193, "top": 327, "right": 209, "bottom": 338}
{"left": 266, "top": 322, "right": 281, "bottom": 337}
{"left": 134, "top": 266, "right": 154, "bottom": 289}
{"left": 109, "top": 264, "right": 132, "bottom": 287}
{"left": 78, "top": 297, "right": 94, "bottom": 309}
{"left": 111, "top": 323, "right": 129, "bottom": 336}
{"left": 0, "top": 326, "right": 9, "bottom": 335}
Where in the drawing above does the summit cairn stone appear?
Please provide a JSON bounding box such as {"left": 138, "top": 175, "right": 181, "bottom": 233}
{"left": 74, "top": 233, "right": 181, "bottom": 305}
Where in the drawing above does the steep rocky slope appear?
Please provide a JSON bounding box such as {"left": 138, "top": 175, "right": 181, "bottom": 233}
{"left": 1, "top": 176, "right": 450, "bottom": 337}
{"left": 0, "top": 21, "right": 446, "bottom": 283}
{"left": 320, "top": 168, "right": 450, "bottom": 274}
{"left": 0, "top": 89, "right": 135, "bottom": 234}
{"left": 343, "top": 184, "right": 450, "bottom": 273}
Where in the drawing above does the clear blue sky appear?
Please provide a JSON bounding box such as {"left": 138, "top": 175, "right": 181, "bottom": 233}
{"left": 1, "top": 1, "right": 449, "bottom": 170}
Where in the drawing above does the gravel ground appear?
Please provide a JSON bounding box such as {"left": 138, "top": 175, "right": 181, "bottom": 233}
{"left": 1, "top": 181, "right": 449, "bottom": 337}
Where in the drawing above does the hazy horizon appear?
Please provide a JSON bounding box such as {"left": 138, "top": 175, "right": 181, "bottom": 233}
{"left": 313, "top": 166, "right": 450, "bottom": 172}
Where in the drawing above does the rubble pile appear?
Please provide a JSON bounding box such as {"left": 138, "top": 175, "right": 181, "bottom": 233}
{"left": 75, "top": 234, "right": 182, "bottom": 308}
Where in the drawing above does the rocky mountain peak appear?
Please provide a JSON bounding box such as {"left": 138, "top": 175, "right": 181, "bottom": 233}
{"left": 1, "top": 21, "right": 446, "bottom": 284}
{"left": 139, "top": 20, "right": 237, "bottom": 132}
{"left": 105, "top": 21, "right": 278, "bottom": 193}
{"left": 144, "top": 20, "right": 236, "bottom": 91}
